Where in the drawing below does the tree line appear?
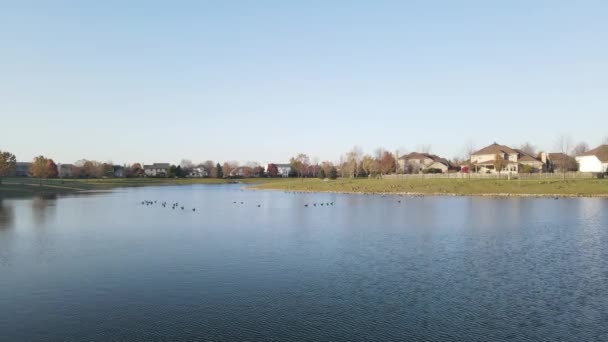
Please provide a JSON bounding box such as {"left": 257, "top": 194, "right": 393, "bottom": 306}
{"left": 1, "top": 135, "right": 607, "bottom": 183}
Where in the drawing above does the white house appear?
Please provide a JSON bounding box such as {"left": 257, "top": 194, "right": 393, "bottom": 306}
{"left": 188, "top": 166, "right": 208, "bottom": 178}
{"left": 57, "top": 163, "right": 75, "bottom": 178}
{"left": 576, "top": 145, "right": 608, "bottom": 173}
{"left": 266, "top": 163, "right": 291, "bottom": 177}
{"left": 144, "top": 163, "right": 170, "bottom": 177}
{"left": 276, "top": 164, "right": 292, "bottom": 177}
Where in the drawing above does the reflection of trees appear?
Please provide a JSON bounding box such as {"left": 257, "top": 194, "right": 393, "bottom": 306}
{"left": 31, "top": 195, "right": 57, "bottom": 226}
{"left": 0, "top": 199, "right": 15, "bottom": 229}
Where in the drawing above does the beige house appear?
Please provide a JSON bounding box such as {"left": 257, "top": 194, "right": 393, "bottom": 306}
{"left": 144, "top": 163, "right": 170, "bottom": 177}
{"left": 398, "top": 152, "right": 452, "bottom": 173}
{"left": 470, "top": 143, "right": 544, "bottom": 173}
{"left": 58, "top": 163, "right": 75, "bottom": 178}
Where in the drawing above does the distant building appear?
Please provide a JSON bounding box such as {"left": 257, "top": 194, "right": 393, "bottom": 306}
{"left": 275, "top": 164, "right": 292, "bottom": 177}
{"left": 188, "top": 166, "right": 209, "bottom": 178}
{"left": 397, "top": 152, "right": 452, "bottom": 173}
{"left": 229, "top": 166, "right": 249, "bottom": 177}
{"left": 470, "top": 142, "right": 544, "bottom": 173}
{"left": 11, "top": 162, "right": 32, "bottom": 177}
{"left": 576, "top": 145, "right": 608, "bottom": 173}
{"left": 113, "top": 165, "right": 125, "bottom": 178}
{"left": 144, "top": 163, "right": 170, "bottom": 177}
{"left": 543, "top": 153, "right": 577, "bottom": 172}
{"left": 58, "top": 164, "right": 75, "bottom": 178}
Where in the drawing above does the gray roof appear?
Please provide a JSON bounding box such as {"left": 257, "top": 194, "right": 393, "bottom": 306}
{"left": 144, "top": 163, "right": 170, "bottom": 169}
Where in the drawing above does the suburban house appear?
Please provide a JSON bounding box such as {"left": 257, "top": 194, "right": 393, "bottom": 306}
{"left": 229, "top": 167, "right": 249, "bottom": 177}
{"left": 276, "top": 164, "right": 292, "bottom": 177}
{"left": 188, "top": 166, "right": 209, "bottom": 178}
{"left": 113, "top": 165, "right": 125, "bottom": 178}
{"left": 470, "top": 142, "right": 544, "bottom": 173}
{"left": 57, "top": 164, "right": 75, "bottom": 178}
{"left": 144, "top": 163, "right": 170, "bottom": 177}
{"left": 267, "top": 163, "right": 292, "bottom": 177}
{"left": 11, "top": 162, "right": 32, "bottom": 177}
{"left": 544, "top": 153, "right": 577, "bottom": 172}
{"left": 576, "top": 145, "right": 608, "bottom": 173}
{"left": 397, "top": 152, "right": 452, "bottom": 173}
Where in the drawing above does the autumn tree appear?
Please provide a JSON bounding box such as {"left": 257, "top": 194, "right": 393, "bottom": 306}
{"left": 222, "top": 161, "right": 238, "bottom": 177}
{"left": 378, "top": 151, "right": 397, "bottom": 175}
{"left": 180, "top": 159, "right": 194, "bottom": 175}
{"left": 30, "top": 156, "right": 49, "bottom": 178}
{"left": 266, "top": 163, "right": 278, "bottom": 177}
{"left": 417, "top": 144, "right": 432, "bottom": 154}
{"left": 126, "top": 163, "right": 144, "bottom": 178}
{"left": 101, "top": 163, "right": 114, "bottom": 177}
{"left": 202, "top": 160, "right": 215, "bottom": 175}
{"left": 252, "top": 166, "right": 265, "bottom": 177}
{"left": 344, "top": 146, "right": 363, "bottom": 178}
{"left": 493, "top": 154, "right": 508, "bottom": 175}
{"left": 320, "top": 161, "right": 334, "bottom": 176}
{"left": 519, "top": 142, "right": 536, "bottom": 156}
{"left": 572, "top": 142, "right": 589, "bottom": 156}
{"left": 290, "top": 153, "right": 310, "bottom": 178}
{"left": 555, "top": 134, "right": 573, "bottom": 180}
{"left": 361, "top": 155, "right": 378, "bottom": 177}
{"left": 46, "top": 159, "right": 58, "bottom": 178}
{"left": 0, "top": 150, "right": 17, "bottom": 184}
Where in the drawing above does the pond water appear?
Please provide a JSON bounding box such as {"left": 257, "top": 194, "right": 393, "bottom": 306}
{"left": 1, "top": 185, "right": 607, "bottom": 341}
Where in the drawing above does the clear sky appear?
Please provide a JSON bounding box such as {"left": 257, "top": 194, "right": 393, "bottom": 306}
{"left": 2, "top": 1, "right": 607, "bottom": 165}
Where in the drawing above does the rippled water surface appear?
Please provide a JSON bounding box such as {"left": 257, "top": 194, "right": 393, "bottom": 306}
{"left": 1, "top": 185, "right": 607, "bottom": 341}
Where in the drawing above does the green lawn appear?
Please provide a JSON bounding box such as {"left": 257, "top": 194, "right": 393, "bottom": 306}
{"left": 251, "top": 177, "right": 608, "bottom": 197}
{"left": 2, "top": 176, "right": 607, "bottom": 198}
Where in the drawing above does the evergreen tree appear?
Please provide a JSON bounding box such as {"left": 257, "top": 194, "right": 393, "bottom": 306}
{"left": 317, "top": 168, "right": 326, "bottom": 179}
{"left": 328, "top": 166, "right": 338, "bottom": 180}
{"left": 216, "top": 163, "right": 223, "bottom": 178}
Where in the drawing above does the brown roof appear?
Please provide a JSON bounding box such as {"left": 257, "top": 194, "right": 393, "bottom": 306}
{"left": 472, "top": 143, "right": 518, "bottom": 156}
{"left": 399, "top": 152, "right": 434, "bottom": 160}
{"left": 518, "top": 155, "right": 542, "bottom": 163}
{"left": 548, "top": 152, "right": 568, "bottom": 159}
{"left": 399, "top": 152, "right": 452, "bottom": 167}
{"left": 580, "top": 144, "right": 608, "bottom": 162}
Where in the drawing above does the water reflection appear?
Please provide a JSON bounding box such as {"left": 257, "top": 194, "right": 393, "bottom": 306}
{"left": 31, "top": 195, "right": 57, "bottom": 226}
{"left": 0, "top": 199, "right": 14, "bottom": 230}
{"left": 1, "top": 187, "right": 607, "bottom": 342}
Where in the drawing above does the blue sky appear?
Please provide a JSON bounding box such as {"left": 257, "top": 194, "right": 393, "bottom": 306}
{"left": 2, "top": 1, "right": 607, "bottom": 165}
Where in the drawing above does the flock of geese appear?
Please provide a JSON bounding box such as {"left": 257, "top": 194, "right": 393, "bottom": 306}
{"left": 139, "top": 199, "right": 340, "bottom": 210}
{"left": 141, "top": 200, "right": 196, "bottom": 211}
{"left": 140, "top": 192, "right": 422, "bottom": 211}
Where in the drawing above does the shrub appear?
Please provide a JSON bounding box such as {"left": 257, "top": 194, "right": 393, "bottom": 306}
{"left": 328, "top": 167, "right": 338, "bottom": 180}
{"left": 422, "top": 168, "right": 443, "bottom": 174}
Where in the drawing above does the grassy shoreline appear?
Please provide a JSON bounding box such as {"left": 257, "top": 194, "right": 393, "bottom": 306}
{"left": 250, "top": 178, "right": 608, "bottom": 198}
{"left": 1, "top": 177, "right": 607, "bottom": 198}
{"left": 0, "top": 177, "right": 276, "bottom": 198}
